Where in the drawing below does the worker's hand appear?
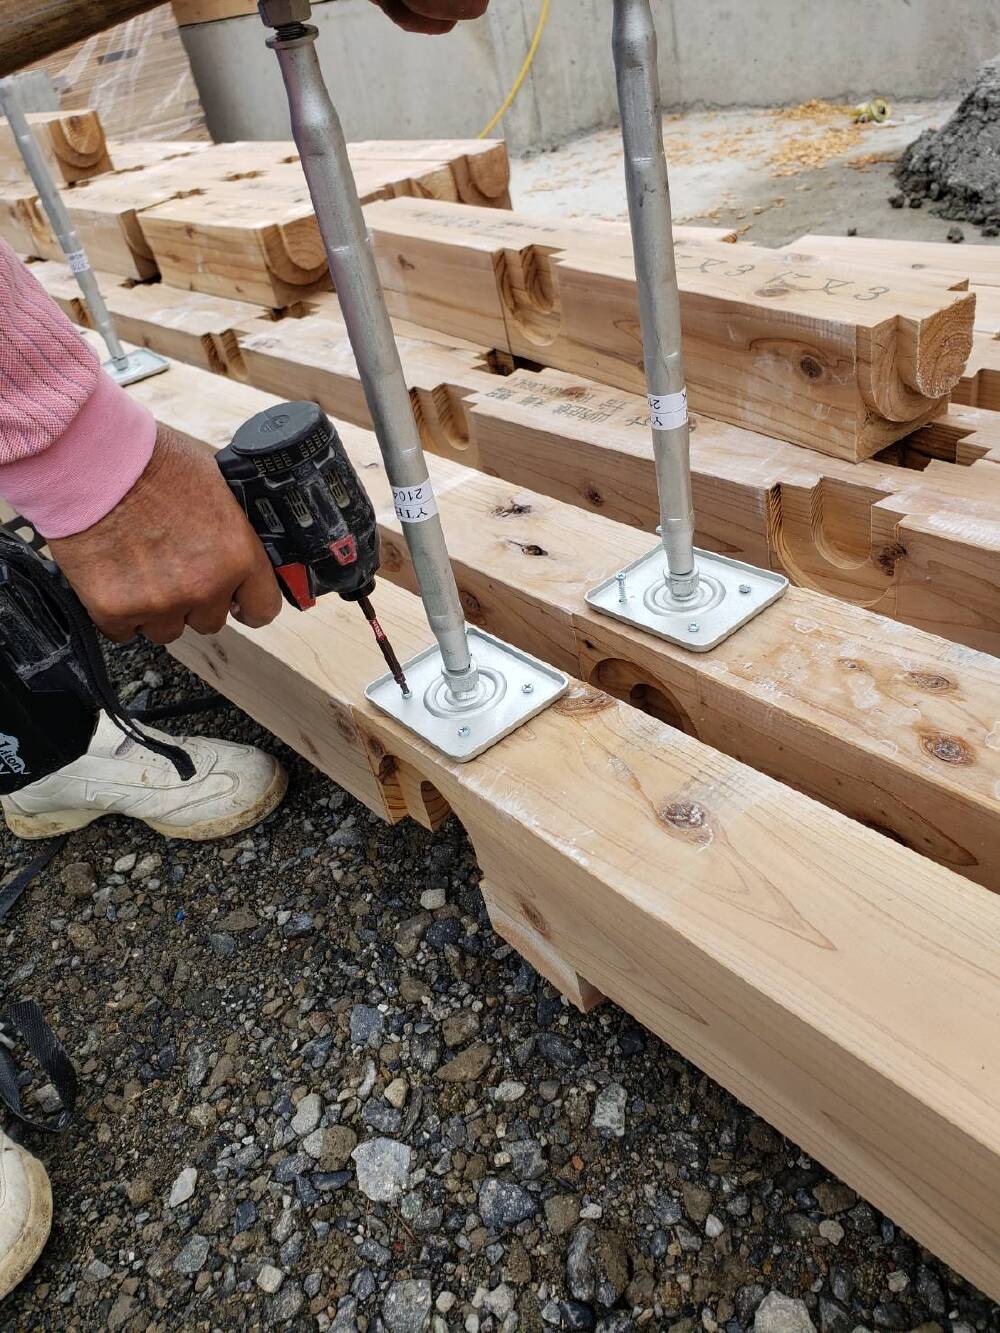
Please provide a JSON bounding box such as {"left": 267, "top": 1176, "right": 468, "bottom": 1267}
{"left": 369, "top": 0, "right": 489, "bottom": 35}
{"left": 49, "top": 425, "right": 283, "bottom": 646}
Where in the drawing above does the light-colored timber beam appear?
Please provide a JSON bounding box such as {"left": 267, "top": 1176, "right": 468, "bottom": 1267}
{"left": 168, "top": 570, "right": 1000, "bottom": 1302}
{"left": 463, "top": 368, "right": 1000, "bottom": 657}
{"left": 363, "top": 197, "right": 975, "bottom": 462}
{"left": 0, "top": 109, "right": 112, "bottom": 188}
{"left": 103, "top": 348, "right": 1000, "bottom": 891}
{"left": 58, "top": 340, "right": 1000, "bottom": 1296}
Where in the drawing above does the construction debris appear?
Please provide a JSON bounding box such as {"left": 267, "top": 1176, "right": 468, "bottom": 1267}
{"left": 895, "top": 55, "right": 1000, "bottom": 236}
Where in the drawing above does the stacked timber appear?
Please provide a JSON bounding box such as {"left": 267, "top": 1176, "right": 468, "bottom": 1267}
{"left": 28, "top": 242, "right": 1000, "bottom": 656}
{"left": 364, "top": 198, "right": 976, "bottom": 461}
{"left": 24, "top": 5, "right": 208, "bottom": 142}
{"left": 41, "top": 179, "right": 1000, "bottom": 1297}
{"left": 0, "top": 109, "right": 114, "bottom": 256}
{"left": 25, "top": 259, "right": 277, "bottom": 377}
{"left": 0, "top": 137, "right": 512, "bottom": 306}
{"left": 348, "top": 140, "right": 512, "bottom": 209}
{"left": 0, "top": 108, "right": 112, "bottom": 187}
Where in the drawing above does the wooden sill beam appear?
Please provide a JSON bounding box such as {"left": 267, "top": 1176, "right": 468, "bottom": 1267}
{"left": 168, "top": 571, "right": 1000, "bottom": 1302}
{"left": 109, "top": 352, "right": 1000, "bottom": 891}
{"left": 364, "top": 197, "right": 975, "bottom": 462}
{"left": 74, "top": 343, "right": 1000, "bottom": 1296}
{"left": 463, "top": 368, "right": 1000, "bottom": 657}
{"left": 783, "top": 233, "right": 1000, "bottom": 289}
{"left": 954, "top": 333, "right": 1000, "bottom": 412}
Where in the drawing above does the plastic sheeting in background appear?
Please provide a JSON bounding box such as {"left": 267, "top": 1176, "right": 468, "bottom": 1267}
{"left": 26, "top": 6, "right": 209, "bottom": 143}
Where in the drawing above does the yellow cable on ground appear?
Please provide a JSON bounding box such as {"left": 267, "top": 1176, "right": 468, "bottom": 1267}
{"left": 478, "top": 0, "right": 551, "bottom": 139}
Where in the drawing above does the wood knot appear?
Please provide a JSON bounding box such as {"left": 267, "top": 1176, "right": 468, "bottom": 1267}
{"left": 876, "top": 542, "right": 907, "bottom": 576}
{"left": 493, "top": 500, "right": 532, "bottom": 517}
{"left": 381, "top": 541, "right": 405, "bottom": 573}
{"left": 520, "top": 899, "right": 549, "bottom": 936}
{"left": 554, "top": 687, "right": 614, "bottom": 717}
{"left": 920, "top": 733, "right": 973, "bottom": 765}
{"left": 657, "top": 800, "right": 713, "bottom": 847}
{"left": 659, "top": 801, "right": 707, "bottom": 830}
{"left": 906, "top": 670, "right": 954, "bottom": 693}
{"left": 799, "top": 355, "right": 824, "bottom": 380}
{"left": 397, "top": 254, "right": 416, "bottom": 271}
{"left": 585, "top": 486, "right": 604, "bottom": 507}
{"left": 211, "top": 642, "right": 228, "bottom": 663}
{"left": 557, "top": 385, "right": 589, "bottom": 399}
{"left": 510, "top": 541, "right": 547, "bottom": 557}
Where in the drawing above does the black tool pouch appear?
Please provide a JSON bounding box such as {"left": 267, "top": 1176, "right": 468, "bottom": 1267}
{"left": 0, "top": 528, "right": 195, "bottom": 794}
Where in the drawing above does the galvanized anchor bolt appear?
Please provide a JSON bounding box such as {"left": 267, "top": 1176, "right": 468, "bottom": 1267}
{"left": 688, "top": 622, "right": 700, "bottom": 633}
{"left": 738, "top": 583, "right": 752, "bottom": 595}
{"left": 521, "top": 683, "right": 534, "bottom": 694}
{"left": 457, "top": 725, "right": 471, "bottom": 737}
{"left": 616, "top": 571, "right": 627, "bottom": 602}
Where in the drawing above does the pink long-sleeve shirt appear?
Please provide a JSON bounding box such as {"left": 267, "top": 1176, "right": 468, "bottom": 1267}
{"left": 0, "top": 239, "right": 156, "bottom": 538}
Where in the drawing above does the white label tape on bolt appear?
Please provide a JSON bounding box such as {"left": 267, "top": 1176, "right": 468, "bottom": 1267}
{"left": 392, "top": 479, "right": 438, "bottom": 523}
{"left": 648, "top": 389, "right": 688, "bottom": 431}
{"left": 66, "top": 249, "right": 90, "bottom": 275}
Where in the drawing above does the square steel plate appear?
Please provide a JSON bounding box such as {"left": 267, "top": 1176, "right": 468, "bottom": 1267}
{"left": 586, "top": 544, "right": 788, "bottom": 651}
{"left": 365, "top": 626, "right": 569, "bottom": 761}
{"left": 105, "top": 348, "right": 169, "bottom": 387}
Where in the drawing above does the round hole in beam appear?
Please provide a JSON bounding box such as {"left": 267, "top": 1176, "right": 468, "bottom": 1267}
{"left": 589, "top": 658, "right": 695, "bottom": 735}
{"left": 629, "top": 681, "right": 692, "bottom": 733}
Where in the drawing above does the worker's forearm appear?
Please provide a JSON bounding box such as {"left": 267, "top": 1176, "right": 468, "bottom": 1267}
{"left": 0, "top": 0, "right": 161, "bottom": 77}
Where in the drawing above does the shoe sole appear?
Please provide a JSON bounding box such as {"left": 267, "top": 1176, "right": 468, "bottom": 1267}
{"left": 0, "top": 1148, "right": 52, "bottom": 1301}
{"left": 4, "top": 762, "right": 289, "bottom": 844}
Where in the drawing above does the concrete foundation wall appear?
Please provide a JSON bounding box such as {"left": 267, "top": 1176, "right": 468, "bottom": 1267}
{"left": 181, "top": 0, "right": 1000, "bottom": 153}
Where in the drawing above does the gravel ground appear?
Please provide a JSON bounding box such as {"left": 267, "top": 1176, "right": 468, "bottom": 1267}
{"left": 1, "top": 634, "right": 998, "bottom": 1333}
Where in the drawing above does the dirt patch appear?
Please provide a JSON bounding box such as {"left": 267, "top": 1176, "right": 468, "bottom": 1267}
{"left": 894, "top": 55, "right": 1000, "bottom": 235}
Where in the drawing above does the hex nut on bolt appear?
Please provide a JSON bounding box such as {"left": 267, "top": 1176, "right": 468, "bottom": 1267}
{"left": 258, "top": 0, "right": 312, "bottom": 27}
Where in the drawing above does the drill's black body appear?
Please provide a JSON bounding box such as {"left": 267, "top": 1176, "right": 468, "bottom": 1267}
{"left": 217, "top": 401, "right": 380, "bottom": 611}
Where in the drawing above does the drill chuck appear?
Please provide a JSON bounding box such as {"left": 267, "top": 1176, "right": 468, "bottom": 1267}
{"left": 218, "top": 401, "right": 380, "bottom": 611}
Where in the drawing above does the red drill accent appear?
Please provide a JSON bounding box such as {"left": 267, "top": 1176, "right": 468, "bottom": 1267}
{"left": 275, "top": 562, "right": 316, "bottom": 610}
{"left": 329, "top": 535, "right": 357, "bottom": 565}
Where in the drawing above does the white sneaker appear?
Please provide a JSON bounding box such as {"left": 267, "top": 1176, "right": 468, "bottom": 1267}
{"left": 1, "top": 713, "right": 288, "bottom": 842}
{"left": 0, "top": 1129, "right": 51, "bottom": 1300}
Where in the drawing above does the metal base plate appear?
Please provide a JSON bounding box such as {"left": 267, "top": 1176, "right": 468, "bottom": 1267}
{"left": 104, "top": 348, "right": 170, "bottom": 387}
{"left": 586, "top": 545, "right": 788, "bottom": 650}
{"left": 365, "top": 626, "right": 569, "bottom": 762}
